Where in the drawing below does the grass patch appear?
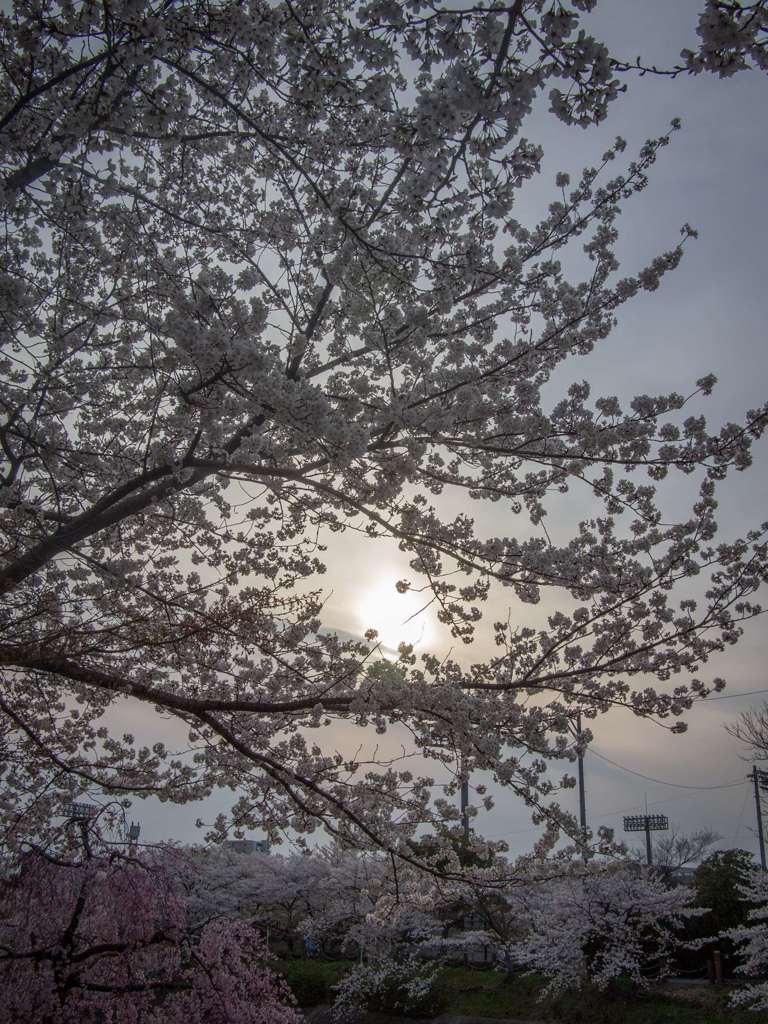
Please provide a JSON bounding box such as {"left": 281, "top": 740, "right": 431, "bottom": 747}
{"left": 274, "top": 960, "right": 760, "bottom": 1022}
{"left": 272, "top": 958, "right": 351, "bottom": 1007}
{"left": 435, "top": 968, "right": 759, "bottom": 1023}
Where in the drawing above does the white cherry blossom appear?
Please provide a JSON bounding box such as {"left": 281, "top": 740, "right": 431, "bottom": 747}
{"left": 0, "top": 0, "right": 767, "bottom": 868}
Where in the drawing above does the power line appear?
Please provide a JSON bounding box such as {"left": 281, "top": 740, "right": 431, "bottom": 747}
{"left": 589, "top": 747, "right": 745, "bottom": 790}
{"left": 486, "top": 784, "right": 725, "bottom": 841}
{"left": 704, "top": 687, "right": 768, "bottom": 701}
{"left": 591, "top": 787, "right": 711, "bottom": 821}
{"left": 482, "top": 738, "right": 752, "bottom": 843}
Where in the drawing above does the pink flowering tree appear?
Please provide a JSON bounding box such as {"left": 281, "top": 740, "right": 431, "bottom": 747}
{"left": 0, "top": 850, "right": 301, "bottom": 1024}
{"left": 1, "top": 0, "right": 768, "bottom": 865}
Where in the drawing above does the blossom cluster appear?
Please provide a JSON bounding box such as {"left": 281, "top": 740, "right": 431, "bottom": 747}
{"left": 728, "top": 865, "right": 768, "bottom": 1012}
{"left": 331, "top": 954, "right": 441, "bottom": 1022}
{"left": 0, "top": 850, "right": 300, "bottom": 1024}
{"left": 0, "top": 0, "right": 766, "bottom": 864}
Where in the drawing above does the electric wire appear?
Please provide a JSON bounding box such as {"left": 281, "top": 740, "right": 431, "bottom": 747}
{"left": 704, "top": 687, "right": 768, "bottom": 701}
{"left": 585, "top": 753, "right": 749, "bottom": 790}
{"left": 590, "top": 785, "right": 712, "bottom": 821}
{"left": 482, "top": 749, "right": 748, "bottom": 841}
{"left": 484, "top": 785, "right": 729, "bottom": 841}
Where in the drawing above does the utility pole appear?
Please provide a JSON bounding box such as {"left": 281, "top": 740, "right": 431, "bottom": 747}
{"left": 752, "top": 766, "right": 768, "bottom": 870}
{"left": 430, "top": 738, "right": 471, "bottom": 844}
{"left": 460, "top": 753, "right": 469, "bottom": 844}
{"left": 576, "top": 712, "right": 588, "bottom": 862}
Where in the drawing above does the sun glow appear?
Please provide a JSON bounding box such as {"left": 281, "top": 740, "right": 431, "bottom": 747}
{"left": 357, "top": 577, "right": 435, "bottom": 652}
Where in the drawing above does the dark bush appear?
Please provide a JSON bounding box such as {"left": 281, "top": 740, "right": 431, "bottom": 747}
{"left": 274, "top": 959, "right": 348, "bottom": 1006}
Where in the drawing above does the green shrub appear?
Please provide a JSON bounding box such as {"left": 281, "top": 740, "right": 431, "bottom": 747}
{"left": 273, "top": 959, "right": 348, "bottom": 1007}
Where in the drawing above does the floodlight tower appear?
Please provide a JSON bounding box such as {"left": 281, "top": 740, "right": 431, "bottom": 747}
{"left": 127, "top": 821, "right": 141, "bottom": 853}
{"left": 64, "top": 801, "right": 99, "bottom": 856}
{"left": 623, "top": 813, "right": 669, "bottom": 866}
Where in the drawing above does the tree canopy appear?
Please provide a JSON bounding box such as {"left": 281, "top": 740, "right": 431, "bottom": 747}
{"left": 0, "top": 848, "right": 300, "bottom": 1024}
{"left": 1, "top": 0, "right": 767, "bottom": 865}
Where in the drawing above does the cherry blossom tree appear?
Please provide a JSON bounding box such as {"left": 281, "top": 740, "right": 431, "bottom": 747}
{"left": 502, "top": 860, "right": 700, "bottom": 994}
{"left": 1, "top": 0, "right": 768, "bottom": 866}
{"left": 363, "top": 843, "right": 523, "bottom": 973}
{"left": 337, "top": 849, "right": 702, "bottom": 992}
{"left": 728, "top": 866, "right": 768, "bottom": 1012}
{"left": 331, "top": 954, "right": 443, "bottom": 1022}
{"left": 0, "top": 850, "right": 301, "bottom": 1024}
{"left": 166, "top": 844, "right": 385, "bottom": 953}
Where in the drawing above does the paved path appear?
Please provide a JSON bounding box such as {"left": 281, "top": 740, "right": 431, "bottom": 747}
{"left": 435, "top": 1017, "right": 537, "bottom": 1023}
{"left": 304, "top": 1008, "right": 536, "bottom": 1023}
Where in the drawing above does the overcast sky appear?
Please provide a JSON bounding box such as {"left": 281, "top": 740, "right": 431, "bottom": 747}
{"left": 127, "top": 0, "right": 768, "bottom": 865}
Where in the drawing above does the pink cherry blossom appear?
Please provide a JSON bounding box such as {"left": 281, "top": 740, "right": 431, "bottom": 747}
{"left": 0, "top": 850, "right": 301, "bottom": 1024}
